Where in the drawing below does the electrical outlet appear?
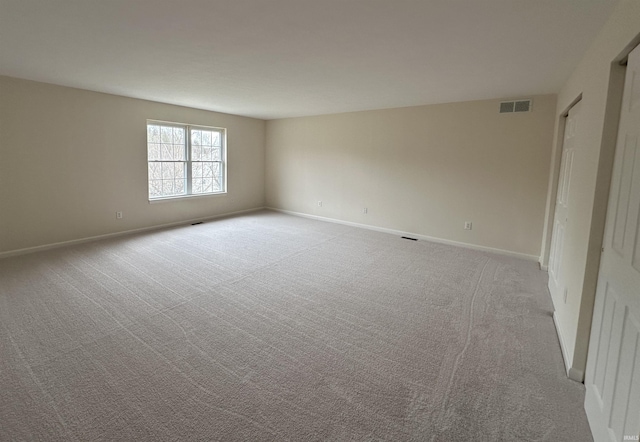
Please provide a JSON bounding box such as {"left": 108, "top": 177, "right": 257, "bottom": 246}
{"left": 363, "top": 207, "right": 368, "bottom": 214}
{"left": 464, "top": 221, "right": 472, "bottom": 230}
{"left": 318, "top": 201, "right": 322, "bottom": 207}
{"left": 116, "top": 211, "right": 123, "bottom": 219}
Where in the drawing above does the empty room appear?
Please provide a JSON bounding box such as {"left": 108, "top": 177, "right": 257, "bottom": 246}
{"left": 1, "top": 1, "right": 639, "bottom": 441}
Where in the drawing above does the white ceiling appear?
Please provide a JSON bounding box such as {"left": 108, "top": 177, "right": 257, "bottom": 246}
{"left": 0, "top": 0, "right": 619, "bottom": 120}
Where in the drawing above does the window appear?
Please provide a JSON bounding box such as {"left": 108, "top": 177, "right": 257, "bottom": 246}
{"left": 147, "top": 121, "right": 226, "bottom": 200}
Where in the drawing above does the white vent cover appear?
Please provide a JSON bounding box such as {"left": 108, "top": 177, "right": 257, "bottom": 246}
{"left": 499, "top": 99, "right": 532, "bottom": 113}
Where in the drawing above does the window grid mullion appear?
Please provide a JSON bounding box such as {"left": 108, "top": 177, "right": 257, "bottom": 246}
{"left": 186, "top": 126, "right": 192, "bottom": 194}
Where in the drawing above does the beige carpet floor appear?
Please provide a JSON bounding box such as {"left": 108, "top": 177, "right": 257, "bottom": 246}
{"left": 0, "top": 210, "right": 592, "bottom": 441}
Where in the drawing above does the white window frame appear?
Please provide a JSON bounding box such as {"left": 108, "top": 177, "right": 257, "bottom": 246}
{"left": 147, "top": 120, "right": 227, "bottom": 201}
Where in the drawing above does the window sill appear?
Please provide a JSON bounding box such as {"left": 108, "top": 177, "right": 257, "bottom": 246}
{"left": 148, "top": 191, "right": 227, "bottom": 204}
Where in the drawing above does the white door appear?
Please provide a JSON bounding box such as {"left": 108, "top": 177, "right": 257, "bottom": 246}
{"left": 548, "top": 100, "right": 581, "bottom": 304}
{"left": 584, "top": 44, "right": 640, "bottom": 442}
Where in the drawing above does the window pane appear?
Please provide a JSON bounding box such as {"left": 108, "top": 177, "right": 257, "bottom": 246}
{"left": 192, "top": 145, "right": 202, "bottom": 161}
{"left": 202, "top": 146, "right": 212, "bottom": 161}
{"left": 212, "top": 163, "right": 222, "bottom": 191}
{"left": 191, "top": 130, "right": 201, "bottom": 146}
{"left": 161, "top": 126, "right": 173, "bottom": 143}
{"left": 192, "top": 162, "right": 203, "bottom": 178}
{"left": 202, "top": 178, "right": 213, "bottom": 193}
{"left": 202, "top": 130, "right": 212, "bottom": 146}
{"left": 149, "top": 179, "right": 162, "bottom": 197}
{"left": 148, "top": 143, "right": 161, "bottom": 161}
{"left": 162, "top": 180, "right": 175, "bottom": 195}
{"left": 152, "top": 126, "right": 185, "bottom": 162}
{"left": 173, "top": 145, "right": 185, "bottom": 161}
{"left": 175, "top": 179, "right": 185, "bottom": 194}
{"left": 161, "top": 162, "right": 175, "bottom": 179}
{"left": 173, "top": 128, "right": 184, "bottom": 145}
{"left": 148, "top": 125, "right": 161, "bottom": 143}
{"left": 161, "top": 144, "right": 173, "bottom": 160}
{"left": 202, "top": 162, "right": 213, "bottom": 178}
{"left": 211, "top": 147, "right": 221, "bottom": 161}
{"left": 191, "top": 162, "right": 222, "bottom": 194}
{"left": 174, "top": 162, "right": 185, "bottom": 178}
{"left": 192, "top": 177, "right": 202, "bottom": 194}
{"left": 212, "top": 131, "right": 221, "bottom": 147}
{"left": 148, "top": 163, "right": 161, "bottom": 180}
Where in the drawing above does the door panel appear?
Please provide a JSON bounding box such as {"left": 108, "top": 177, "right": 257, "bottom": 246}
{"left": 591, "top": 283, "right": 620, "bottom": 400}
{"left": 585, "top": 44, "right": 640, "bottom": 442}
{"left": 551, "top": 221, "right": 564, "bottom": 283}
{"left": 612, "top": 134, "right": 638, "bottom": 255}
{"left": 610, "top": 312, "right": 640, "bottom": 437}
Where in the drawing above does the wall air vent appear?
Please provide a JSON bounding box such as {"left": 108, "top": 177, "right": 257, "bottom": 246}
{"left": 499, "top": 99, "right": 532, "bottom": 113}
{"left": 499, "top": 101, "right": 515, "bottom": 113}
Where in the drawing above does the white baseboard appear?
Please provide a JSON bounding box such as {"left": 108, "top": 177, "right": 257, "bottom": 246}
{"left": 552, "top": 312, "right": 584, "bottom": 382}
{"left": 539, "top": 259, "right": 548, "bottom": 271}
{"left": 0, "top": 207, "right": 265, "bottom": 259}
{"left": 267, "top": 207, "right": 539, "bottom": 261}
{"left": 568, "top": 367, "right": 584, "bottom": 383}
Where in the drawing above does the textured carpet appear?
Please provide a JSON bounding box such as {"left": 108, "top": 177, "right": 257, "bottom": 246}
{"left": 0, "top": 211, "right": 592, "bottom": 441}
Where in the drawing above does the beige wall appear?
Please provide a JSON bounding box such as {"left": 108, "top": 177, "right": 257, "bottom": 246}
{"left": 266, "top": 96, "right": 556, "bottom": 258}
{"left": 540, "top": 0, "right": 640, "bottom": 380}
{"left": 0, "top": 76, "right": 265, "bottom": 255}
